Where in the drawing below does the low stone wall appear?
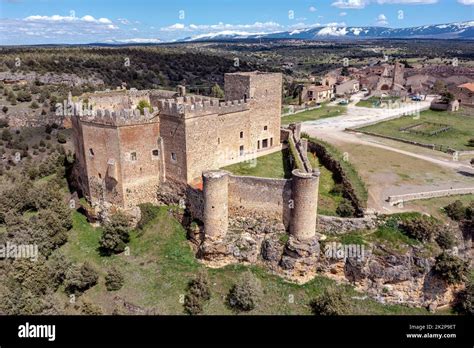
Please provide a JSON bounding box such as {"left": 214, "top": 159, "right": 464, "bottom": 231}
{"left": 228, "top": 174, "right": 292, "bottom": 227}
{"left": 317, "top": 215, "right": 378, "bottom": 235}
{"left": 388, "top": 188, "right": 474, "bottom": 205}
{"left": 307, "top": 140, "right": 366, "bottom": 216}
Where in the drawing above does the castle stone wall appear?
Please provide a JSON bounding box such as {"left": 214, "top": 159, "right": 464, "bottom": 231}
{"left": 118, "top": 122, "right": 162, "bottom": 208}
{"left": 228, "top": 174, "right": 292, "bottom": 226}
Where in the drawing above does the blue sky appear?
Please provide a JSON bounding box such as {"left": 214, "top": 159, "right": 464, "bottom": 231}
{"left": 0, "top": 0, "right": 472, "bottom": 44}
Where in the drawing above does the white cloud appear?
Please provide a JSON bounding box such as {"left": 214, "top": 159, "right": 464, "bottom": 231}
{"left": 375, "top": 0, "right": 437, "bottom": 3}
{"left": 340, "top": 12, "right": 348, "bottom": 16}
{"left": 332, "top": 0, "right": 437, "bottom": 8}
{"left": 457, "top": 0, "right": 474, "bottom": 4}
{"left": 25, "top": 14, "right": 114, "bottom": 25}
{"left": 118, "top": 18, "right": 131, "bottom": 25}
{"left": 309, "top": 6, "right": 317, "bottom": 12}
{"left": 376, "top": 13, "right": 389, "bottom": 25}
{"left": 98, "top": 18, "right": 112, "bottom": 24}
{"left": 331, "top": 0, "right": 369, "bottom": 9}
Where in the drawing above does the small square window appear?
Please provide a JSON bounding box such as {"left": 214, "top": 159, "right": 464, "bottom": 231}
{"left": 152, "top": 149, "right": 159, "bottom": 157}
{"left": 130, "top": 152, "right": 137, "bottom": 161}
{"left": 171, "top": 152, "right": 177, "bottom": 161}
{"left": 264, "top": 126, "right": 268, "bottom": 131}
{"left": 89, "top": 148, "right": 94, "bottom": 156}
{"left": 240, "top": 131, "right": 243, "bottom": 139}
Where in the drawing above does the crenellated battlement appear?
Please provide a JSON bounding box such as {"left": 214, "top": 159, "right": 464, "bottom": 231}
{"left": 76, "top": 106, "right": 160, "bottom": 126}
{"left": 157, "top": 97, "right": 249, "bottom": 118}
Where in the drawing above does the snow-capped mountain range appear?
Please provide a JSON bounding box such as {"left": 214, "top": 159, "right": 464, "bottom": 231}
{"left": 177, "top": 21, "right": 474, "bottom": 42}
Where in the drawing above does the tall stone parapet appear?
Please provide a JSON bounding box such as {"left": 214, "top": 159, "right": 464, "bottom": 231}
{"left": 202, "top": 170, "right": 229, "bottom": 241}
{"left": 290, "top": 169, "right": 320, "bottom": 240}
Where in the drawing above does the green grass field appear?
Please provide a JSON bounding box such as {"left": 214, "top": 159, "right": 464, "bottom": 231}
{"left": 307, "top": 151, "right": 344, "bottom": 216}
{"left": 281, "top": 106, "right": 346, "bottom": 125}
{"left": 221, "top": 149, "right": 292, "bottom": 179}
{"left": 358, "top": 109, "right": 474, "bottom": 151}
{"left": 57, "top": 208, "right": 430, "bottom": 315}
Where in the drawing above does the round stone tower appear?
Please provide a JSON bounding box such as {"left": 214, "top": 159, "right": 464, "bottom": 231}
{"left": 203, "top": 170, "right": 229, "bottom": 240}
{"left": 290, "top": 169, "right": 320, "bottom": 240}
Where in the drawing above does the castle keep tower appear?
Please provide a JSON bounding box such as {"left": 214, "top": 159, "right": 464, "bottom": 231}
{"left": 72, "top": 100, "right": 163, "bottom": 209}
{"left": 289, "top": 169, "right": 320, "bottom": 240}
{"left": 202, "top": 170, "right": 229, "bottom": 240}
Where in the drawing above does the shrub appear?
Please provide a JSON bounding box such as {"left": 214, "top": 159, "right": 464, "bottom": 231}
{"left": 1, "top": 129, "right": 12, "bottom": 142}
{"left": 454, "top": 281, "right": 473, "bottom": 315}
{"left": 468, "top": 139, "right": 474, "bottom": 147}
{"left": 444, "top": 200, "right": 466, "bottom": 221}
{"left": 336, "top": 199, "right": 355, "bottom": 217}
{"left": 105, "top": 267, "right": 124, "bottom": 291}
{"left": 99, "top": 212, "right": 131, "bottom": 255}
{"left": 184, "top": 271, "right": 211, "bottom": 315}
{"left": 2, "top": 106, "right": 8, "bottom": 113}
{"left": 16, "top": 90, "right": 32, "bottom": 102}
{"left": 433, "top": 253, "right": 469, "bottom": 285}
{"left": 435, "top": 228, "right": 456, "bottom": 250}
{"left": 30, "top": 101, "right": 39, "bottom": 109}
{"left": 137, "top": 99, "right": 151, "bottom": 115}
{"left": 137, "top": 203, "right": 159, "bottom": 231}
{"left": 227, "top": 272, "right": 263, "bottom": 312}
{"left": 48, "top": 252, "right": 72, "bottom": 290}
{"left": 330, "top": 183, "right": 344, "bottom": 196}
{"left": 0, "top": 119, "right": 7, "bottom": 128}
{"left": 400, "top": 216, "right": 440, "bottom": 242}
{"left": 56, "top": 133, "right": 67, "bottom": 144}
{"left": 45, "top": 134, "right": 51, "bottom": 140}
{"left": 64, "top": 262, "right": 99, "bottom": 294}
{"left": 310, "top": 286, "right": 351, "bottom": 315}
{"left": 81, "top": 301, "right": 103, "bottom": 315}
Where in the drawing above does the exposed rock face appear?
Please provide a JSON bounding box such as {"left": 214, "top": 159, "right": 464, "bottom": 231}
{"left": 318, "top": 245, "right": 463, "bottom": 309}
{"left": 318, "top": 215, "right": 378, "bottom": 235}
{"left": 279, "top": 236, "right": 320, "bottom": 283}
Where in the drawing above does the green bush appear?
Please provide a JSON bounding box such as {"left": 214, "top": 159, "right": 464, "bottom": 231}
{"left": 227, "top": 272, "right": 263, "bottom": 312}
{"left": 454, "top": 281, "right": 473, "bottom": 315}
{"left": 1, "top": 129, "right": 12, "bottom": 142}
{"left": 310, "top": 286, "right": 351, "bottom": 315}
{"left": 184, "top": 271, "right": 211, "bottom": 315}
{"left": 137, "top": 203, "right": 159, "bottom": 231}
{"left": 336, "top": 199, "right": 355, "bottom": 217}
{"left": 56, "top": 133, "right": 67, "bottom": 144}
{"left": 444, "top": 200, "right": 466, "bottom": 221}
{"left": 99, "top": 212, "right": 131, "bottom": 255}
{"left": 435, "top": 228, "right": 456, "bottom": 250}
{"left": 64, "top": 262, "right": 99, "bottom": 294}
{"left": 105, "top": 267, "right": 125, "bottom": 291}
{"left": 433, "top": 253, "right": 469, "bottom": 285}
{"left": 137, "top": 99, "right": 152, "bottom": 115}
{"left": 400, "top": 216, "right": 440, "bottom": 243}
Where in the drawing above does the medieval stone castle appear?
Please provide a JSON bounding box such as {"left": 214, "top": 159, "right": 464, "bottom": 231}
{"left": 71, "top": 71, "right": 321, "bottom": 261}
